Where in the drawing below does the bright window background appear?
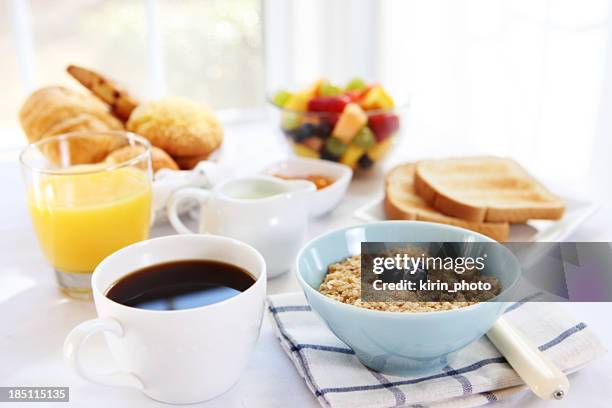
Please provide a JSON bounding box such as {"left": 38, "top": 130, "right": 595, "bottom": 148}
{"left": 2, "top": 0, "right": 611, "bottom": 193}
{"left": 1, "top": 0, "right": 263, "bottom": 148}
{"left": 378, "top": 0, "right": 609, "bottom": 187}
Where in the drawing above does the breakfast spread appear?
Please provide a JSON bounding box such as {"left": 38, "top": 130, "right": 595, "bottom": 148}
{"left": 272, "top": 78, "right": 401, "bottom": 170}
{"left": 18, "top": 65, "right": 223, "bottom": 171}
{"left": 13, "top": 63, "right": 597, "bottom": 406}
{"left": 384, "top": 158, "right": 565, "bottom": 241}
{"left": 273, "top": 173, "right": 334, "bottom": 190}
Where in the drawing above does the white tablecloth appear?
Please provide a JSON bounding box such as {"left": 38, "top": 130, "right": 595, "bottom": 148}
{"left": 1, "top": 120, "right": 611, "bottom": 407}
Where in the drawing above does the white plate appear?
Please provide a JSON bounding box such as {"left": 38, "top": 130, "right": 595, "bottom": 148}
{"left": 353, "top": 195, "right": 598, "bottom": 242}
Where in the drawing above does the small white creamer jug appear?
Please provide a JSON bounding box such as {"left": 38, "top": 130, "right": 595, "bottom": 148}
{"left": 167, "top": 175, "right": 316, "bottom": 278}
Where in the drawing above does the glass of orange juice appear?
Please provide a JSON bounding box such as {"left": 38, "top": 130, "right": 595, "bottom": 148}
{"left": 20, "top": 131, "right": 153, "bottom": 299}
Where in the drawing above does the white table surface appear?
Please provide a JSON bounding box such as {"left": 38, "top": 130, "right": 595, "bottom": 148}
{"left": 1, "top": 120, "right": 611, "bottom": 407}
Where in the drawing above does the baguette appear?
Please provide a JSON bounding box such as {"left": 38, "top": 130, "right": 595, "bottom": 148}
{"left": 67, "top": 65, "right": 139, "bottom": 122}
{"left": 385, "top": 163, "right": 510, "bottom": 242}
{"left": 414, "top": 157, "right": 565, "bottom": 223}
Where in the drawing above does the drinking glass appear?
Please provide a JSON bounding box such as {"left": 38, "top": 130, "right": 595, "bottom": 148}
{"left": 20, "top": 131, "right": 153, "bottom": 299}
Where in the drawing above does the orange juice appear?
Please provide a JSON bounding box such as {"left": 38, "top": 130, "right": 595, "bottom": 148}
{"left": 27, "top": 166, "right": 151, "bottom": 274}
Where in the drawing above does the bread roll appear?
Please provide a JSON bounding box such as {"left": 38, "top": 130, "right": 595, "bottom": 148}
{"left": 172, "top": 153, "right": 210, "bottom": 170}
{"left": 127, "top": 97, "right": 223, "bottom": 158}
{"left": 105, "top": 145, "right": 179, "bottom": 172}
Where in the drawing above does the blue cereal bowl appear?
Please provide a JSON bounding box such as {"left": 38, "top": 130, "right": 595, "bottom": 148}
{"left": 296, "top": 221, "right": 520, "bottom": 375}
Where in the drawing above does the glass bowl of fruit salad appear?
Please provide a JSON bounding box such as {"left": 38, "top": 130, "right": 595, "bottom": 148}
{"left": 269, "top": 78, "right": 407, "bottom": 171}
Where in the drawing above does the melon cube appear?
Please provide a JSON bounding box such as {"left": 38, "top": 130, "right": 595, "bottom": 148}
{"left": 360, "top": 86, "right": 394, "bottom": 110}
{"left": 340, "top": 144, "right": 365, "bottom": 168}
{"left": 285, "top": 92, "right": 311, "bottom": 112}
{"left": 332, "top": 103, "right": 367, "bottom": 144}
{"left": 293, "top": 143, "right": 320, "bottom": 159}
{"left": 367, "top": 138, "right": 392, "bottom": 161}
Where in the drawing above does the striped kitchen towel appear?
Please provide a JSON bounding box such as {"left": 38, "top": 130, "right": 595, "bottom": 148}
{"left": 267, "top": 292, "right": 606, "bottom": 408}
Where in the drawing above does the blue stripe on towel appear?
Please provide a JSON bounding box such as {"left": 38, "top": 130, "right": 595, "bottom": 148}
{"left": 440, "top": 354, "right": 474, "bottom": 396}
{"left": 314, "top": 357, "right": 507, "bottom": 396}
{"left": 269, "top": 305, "right": 312, "bottom": 313}
{"left": 367, "top": 370, "right": 407, "bottom": 407}
{"left": 483, "top": 392, "right": 498, "bottom": 402}
{"left": 539, "top": 322, "right": 587, "bottom": 351}
{"left": 443, "top": 364, "right": 473, "bottom": 395}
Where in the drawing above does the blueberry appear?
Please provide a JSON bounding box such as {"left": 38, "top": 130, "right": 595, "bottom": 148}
{"left": 290, "top": 129, "right": 306, "bottom": 142}
{"left": 315, "top": 122, "right": 332, "bottom": 137}
{"left": 284, "top": 127, "right": 300, "bottom": 141}
{"left": 293, "top": 123, "right": 316, "bottom": 142}
{"left": 302, "top": 123, "right": 316, "bottom": 134}
{"left": 358, "top": 154, "right": 374, "bottom": 169}
{"left": 321, "top": 148, "right": 340, "bottom": 162}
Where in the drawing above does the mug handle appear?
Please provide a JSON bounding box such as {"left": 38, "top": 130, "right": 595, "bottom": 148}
{"left": 63, "top": 318, "right": 144, "bottom": 390}
{"left": 166, "top": 188, "right": 211, "bottom": 234}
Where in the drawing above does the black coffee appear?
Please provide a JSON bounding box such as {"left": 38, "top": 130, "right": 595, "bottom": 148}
{"left": 106, "top": 260, "right": 256, "bottom": 311}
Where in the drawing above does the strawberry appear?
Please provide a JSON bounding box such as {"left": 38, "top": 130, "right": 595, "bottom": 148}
{"left": 307, "top": 95, "right": 350, "bottom": 113}
{"left": 368, "top": 113, "right": 399, "bottom": 142}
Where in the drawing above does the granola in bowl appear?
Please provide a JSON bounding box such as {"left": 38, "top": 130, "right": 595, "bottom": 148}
{"left": 319, "top": 251, "right": 501, "bottom": 312}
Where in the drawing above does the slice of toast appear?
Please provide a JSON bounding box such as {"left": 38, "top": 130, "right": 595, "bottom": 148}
{"left": 67, "top": 65, "right": 139, "bottom": 122}
{"left": 385, "top": 163, "right": 510, "bottom": 242}
{"left": 414, "top": 156, "right": 565, "bottom": 223}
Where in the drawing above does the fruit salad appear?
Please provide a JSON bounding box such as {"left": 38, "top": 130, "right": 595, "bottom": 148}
{"left": 272, "top": 78, "right": 401, "bottom": 170}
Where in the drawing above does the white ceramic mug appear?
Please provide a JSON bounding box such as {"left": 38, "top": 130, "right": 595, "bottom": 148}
{"left": 63, "top": 234, "right": 266, "bottom": 404}
{"left": 166, "top": 175, "right": 315, "bottom": 278}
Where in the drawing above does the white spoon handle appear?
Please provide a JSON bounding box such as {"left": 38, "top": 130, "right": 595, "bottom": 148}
{"left": 487, "top": 316, "right": 569, "bottom": 400}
